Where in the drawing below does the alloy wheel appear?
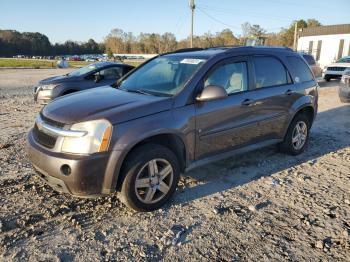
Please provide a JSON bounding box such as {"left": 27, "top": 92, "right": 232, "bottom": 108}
{"left": 292, "top": 121, "right": 308, "bottom": 150}
{"left": 134, "top": 158, "right": 174, "bottom": 204}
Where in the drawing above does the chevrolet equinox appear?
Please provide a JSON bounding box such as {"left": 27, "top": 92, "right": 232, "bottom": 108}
{"left": 27, "top": 46, "right": 318, "bottom": 211}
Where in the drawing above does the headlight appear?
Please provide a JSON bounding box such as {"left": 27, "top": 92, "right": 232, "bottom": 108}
{"left": 323, "top": 66, "right": 328, "bottom": 70}
{"left": 61, "top": 119, "right": 112, "bottom": 154}
{"left": 39, "top": 84, "right": 59, "bottom": 90}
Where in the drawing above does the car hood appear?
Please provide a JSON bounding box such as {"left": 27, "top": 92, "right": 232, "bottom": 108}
{"left": 327, "top": 63, "right": 350, "bottom": 68}
{"left": 41, "top": 87, "right": 172, "bottom": 125}
{"left": 39, "top": 74, "right": 79, "bottom": 84}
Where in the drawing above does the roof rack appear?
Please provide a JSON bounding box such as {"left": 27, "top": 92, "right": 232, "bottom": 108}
{"left": 206, "top": 45, "right": 243, "bottom": 50}
{"left": 249, "top": 46, "right": 294, "bottom": 51}
{"left": 171, "top": 48, "right": 204, "bottom": 53}
{"left": 162, "top": 45, "right": 294, "bottom": 56}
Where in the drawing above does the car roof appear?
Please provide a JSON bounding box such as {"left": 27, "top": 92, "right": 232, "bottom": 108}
{"left": 92, "top": 61, "right": 126, "bottom": 67}
{"left": 163, "top": 46, "right": 294, "bottom": 59}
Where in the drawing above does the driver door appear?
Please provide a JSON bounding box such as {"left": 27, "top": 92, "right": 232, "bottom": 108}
{"left": 195, "top": 56, "right": 259, "bottom": 160}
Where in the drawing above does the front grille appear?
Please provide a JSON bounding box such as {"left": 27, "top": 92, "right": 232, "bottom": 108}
{"left": 40, "top": 113, "right": 65, "bottom": 128}
{"left": 33, "top": 124, "right": 57, "bottom": 149}
{"left": 327, "top": 67, "right": 346, "bottom": 71}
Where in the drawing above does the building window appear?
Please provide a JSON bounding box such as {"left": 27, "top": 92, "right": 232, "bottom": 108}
{"left": 316, "top": 40, "right": 322, "bottom": 61}
{"left": 338, "top": 39, "right": 345, "bottom": 59}
{"left": 308, "top": 41, "right": 313, "bottom": 55}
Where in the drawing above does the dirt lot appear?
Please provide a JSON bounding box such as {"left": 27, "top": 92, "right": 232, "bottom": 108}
{"left": 0, "top": 69, "right": 349, "bottom": 261}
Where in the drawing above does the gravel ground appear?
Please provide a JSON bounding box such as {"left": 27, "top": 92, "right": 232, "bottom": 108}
{"left": 0, "top": 69, "right": 349, "bottom": 261}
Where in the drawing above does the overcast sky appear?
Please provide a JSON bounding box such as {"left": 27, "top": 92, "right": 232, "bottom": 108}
{"left": 1, "top": 0, "right": 349, "bottom": 43}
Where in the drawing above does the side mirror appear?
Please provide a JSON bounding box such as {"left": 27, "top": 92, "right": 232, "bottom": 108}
{"left": 196, "top": 85, "right": 228, "bottom": 102}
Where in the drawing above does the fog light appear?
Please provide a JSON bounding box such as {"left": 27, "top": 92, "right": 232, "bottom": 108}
{"left": 60, "top": 164, "right": 71, "bottom": 176}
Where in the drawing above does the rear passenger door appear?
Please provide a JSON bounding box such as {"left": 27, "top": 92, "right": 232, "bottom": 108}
{"left": 247, "top": 55, "right": 297, "bottom": 141}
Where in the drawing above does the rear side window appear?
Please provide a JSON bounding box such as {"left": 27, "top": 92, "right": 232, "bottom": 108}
{"left": 252, "top": 56, "right": 289, "bottom": 88}
{"left": 302, "top": 54, "right": 316, "bottom": 65}
{"left": 287, "top": 56, "right": 314, "bottom": 83}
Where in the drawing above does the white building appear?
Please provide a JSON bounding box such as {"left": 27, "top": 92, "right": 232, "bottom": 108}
{"left": 297, "top": 24, "right": 350, "bottom": 68}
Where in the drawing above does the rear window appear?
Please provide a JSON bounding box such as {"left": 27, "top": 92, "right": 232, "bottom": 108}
{"left": 287, "top": 56, "right": 314, "bottom": 83}
{"left": 252, "top": 56, "right": 289, "bottom": 88}
{"left": 302, "top": 54, "right": 316, "bottom": 65}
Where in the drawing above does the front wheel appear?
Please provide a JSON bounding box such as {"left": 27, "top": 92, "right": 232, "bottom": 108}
{"left": 119, "top": 144, "right": 180, "bottom": 212}
{"left": 279, "top": 114, "right": 310, "bottom": 155}
{"left": 324, "top": 75, "right": 331, "bottom": 82}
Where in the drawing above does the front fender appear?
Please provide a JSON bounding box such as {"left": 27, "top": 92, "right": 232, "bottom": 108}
{"left": 102, "top": 108, "right": 195, "bottom": 193}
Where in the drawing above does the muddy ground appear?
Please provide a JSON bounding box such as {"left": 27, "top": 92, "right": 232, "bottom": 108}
{"left": 0, "top": 69, "right": 349, "bottom": 261}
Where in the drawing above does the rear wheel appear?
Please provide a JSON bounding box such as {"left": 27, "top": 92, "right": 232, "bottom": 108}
{"left": 119, "top": 144, "right": 180, "bottom": 212}
{"left": 279, "top": 114, "right": 310, "bottom": 155}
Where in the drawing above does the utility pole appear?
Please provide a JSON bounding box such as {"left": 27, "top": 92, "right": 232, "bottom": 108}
{"left": 189, "top": 0, "right": 195, "bottom": 48}
{"left": 293, "top": 21, "right": 298, "bottom": 51}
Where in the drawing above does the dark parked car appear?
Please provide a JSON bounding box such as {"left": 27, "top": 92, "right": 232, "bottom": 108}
{"left": 339, "top": 69, "right": 350, "bottom": 102}
{"left": 27, "top": 46, "right": 318, "bottom": 211}
{"left": 34, "top": 62, "right": 134, "bottom": 103}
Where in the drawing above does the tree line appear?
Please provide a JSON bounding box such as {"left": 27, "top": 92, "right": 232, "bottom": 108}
{"left": 0, "top": 30, "right": 104, "bottom": 57}
{"left": 104, "top": 19, "right": 321, "bottom": 54}
{"left": 0, "top": 19, "right": 321, "bottom": 57}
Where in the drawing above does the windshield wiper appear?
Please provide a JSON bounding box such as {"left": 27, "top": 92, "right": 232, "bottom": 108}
{"left": 119, "top": 88, "right": 152, "bottom": 96}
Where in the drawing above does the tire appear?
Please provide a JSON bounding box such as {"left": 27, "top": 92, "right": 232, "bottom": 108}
{"left": 279, "top": 114, "right": 310, "bottom": 155}
{"left": 324, "top": 75, "right": 331, "bottom": 82}
{"left": 119, "top": 143, "right": 180, "bottom": 212}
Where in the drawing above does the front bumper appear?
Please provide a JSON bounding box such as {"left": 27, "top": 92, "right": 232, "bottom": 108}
{"left": 27, "top": 130, "right": 111, "bottom": 197}
{"left": 323, "top": 70, "right": 344, "bottom": 78}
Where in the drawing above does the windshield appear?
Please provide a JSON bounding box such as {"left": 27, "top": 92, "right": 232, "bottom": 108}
{"left": 68, "top": 63, "right": 101, "bottom": 77}
{"left": 118, "top": 56, "right": 206, "bottom": 96}
{"left": 336, "top": 57, "right": 350, "bottom": 63}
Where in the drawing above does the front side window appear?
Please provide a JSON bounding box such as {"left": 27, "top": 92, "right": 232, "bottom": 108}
{"left": 68, "top": 63, "right": 104, "bottom": 77}
{"left": 287, "top": 56, "right": 314, "bottom": 83}
{"left": 205, "top": 62, "right": 248, "bottom": 94}
{"left": 119, "top": 56, "right": 207, "bottom": 96}
{"left": 99, "top": 67, "right": 123, "bottom": 80}
{"left": 253, "top": 56, "right": 289, "bottom": 88}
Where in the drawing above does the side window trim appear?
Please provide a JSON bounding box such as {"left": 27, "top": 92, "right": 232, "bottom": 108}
{"left": 251, "top": 55, "right": 293, "bottom": 90}
{"left": 199, "top": 56, "right": 251, "bottom": 97}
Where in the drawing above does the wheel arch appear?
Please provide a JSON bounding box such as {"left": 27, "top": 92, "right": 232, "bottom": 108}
{"left": 284, "top": 104, "right": 315, "bottom": 139}
{"left": 113, "top": 132, "right": 187, "bottom": 191}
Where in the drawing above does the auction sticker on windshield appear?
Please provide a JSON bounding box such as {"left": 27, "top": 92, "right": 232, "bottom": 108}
{"left": 180, "top": 58, "right": 205, "bottom": 65}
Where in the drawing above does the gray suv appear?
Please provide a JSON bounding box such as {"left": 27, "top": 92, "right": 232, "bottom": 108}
{"left": 27, "top": 46, "right": 318, "bottom": 211}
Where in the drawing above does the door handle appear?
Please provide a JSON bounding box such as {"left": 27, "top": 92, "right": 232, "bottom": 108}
{"left": 241, "top": 99, "right": 255, "bottom": 106}
{"left": 285, "top": 89, "right": 294, "bottom": 95}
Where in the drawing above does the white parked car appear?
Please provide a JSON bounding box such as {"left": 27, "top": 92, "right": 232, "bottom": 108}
{"left": 323, "top": 56, "right": 350, "bottom": 81}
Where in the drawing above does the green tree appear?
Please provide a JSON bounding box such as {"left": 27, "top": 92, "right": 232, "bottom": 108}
{"left": 307, "top": 19, "right": 322, "bottom": 28}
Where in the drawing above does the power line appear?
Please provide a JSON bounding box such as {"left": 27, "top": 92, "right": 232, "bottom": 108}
{"left": 197, "top": 7, "right": 241, "bottom": 31}
{"left": 198, "top": 5, "right": 292, "bottom": 23}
